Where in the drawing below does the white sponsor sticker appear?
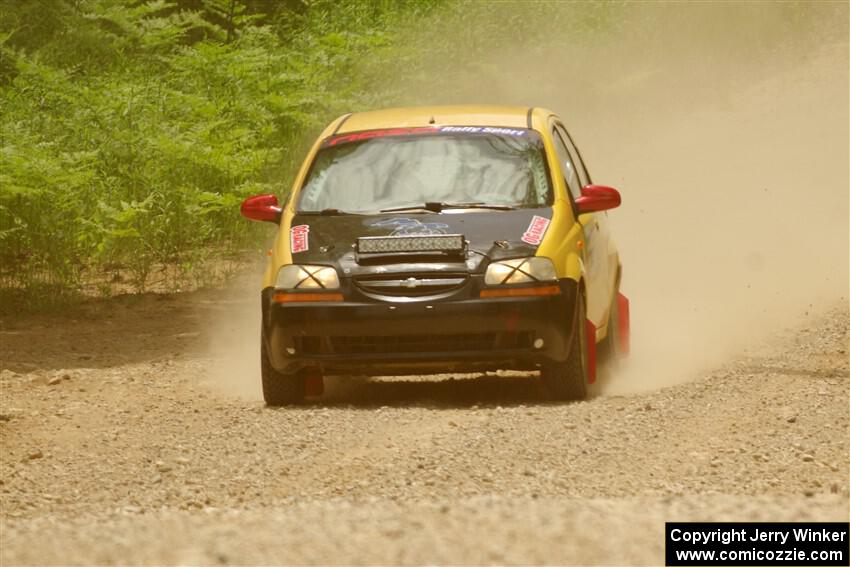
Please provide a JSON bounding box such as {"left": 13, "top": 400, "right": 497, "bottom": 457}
{"left": 438, "top": 126, "right": 527, "bottom": 136}
{"left": 290, "top": 224, "right": 310, "bottom": 253}
{"left": 521, "top": 215, "right": 550, "bottom": 245}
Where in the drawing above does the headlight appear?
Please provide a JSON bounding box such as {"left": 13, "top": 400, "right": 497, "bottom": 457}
{"left": 275, "top": 264, "right": 340, "bottom": 290}
{"left": 484, "top": 257, "right": 557, "bottom": 285}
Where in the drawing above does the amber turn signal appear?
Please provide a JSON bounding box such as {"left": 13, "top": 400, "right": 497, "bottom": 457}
{"left": 272, "top": 292, "right": 344, "bottom": 303}
{"left": 479, "top": 285, "right": 561, "bottom": 298}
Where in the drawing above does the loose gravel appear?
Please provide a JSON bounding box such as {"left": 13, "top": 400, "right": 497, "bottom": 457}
{"left": 1, "top": 291, "right": 847, "bottom": 565}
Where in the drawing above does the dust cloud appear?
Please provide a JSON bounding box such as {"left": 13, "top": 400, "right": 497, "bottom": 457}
{"left": 205, "top": 276, "right": 263, "bottom": 400}
{"left": 398, "top": 2, "right": 849, "bottom": 393}
{"left": 563, "top": 5, "right": 849, "bottom": 393}
{"left": 207, "top": 3, "right": 848, "bottom": 398}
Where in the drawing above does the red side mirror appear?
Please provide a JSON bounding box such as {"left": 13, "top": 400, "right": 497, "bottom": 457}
{"left": 575, "top": 185, "right": 621, "bottom": 214}
{"left": 240, "top": 194, "right": 282, "bottom": 223}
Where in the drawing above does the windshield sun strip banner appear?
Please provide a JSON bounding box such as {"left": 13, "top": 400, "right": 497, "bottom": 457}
{"left": 323, "top": 126, "right": 532, "bottom": 148}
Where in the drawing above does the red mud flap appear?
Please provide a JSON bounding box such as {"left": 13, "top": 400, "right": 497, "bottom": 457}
{"left": 304, "top": 373, "right": 324, "bottom": 397}
{"left": 586, "top": 319, "right": 597, "bottom": 384}
{"left": 617, "top": 292, "right": 631, "bottom": 357}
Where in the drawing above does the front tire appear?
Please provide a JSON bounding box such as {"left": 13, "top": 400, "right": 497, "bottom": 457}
{"left": 261, "top": 338, "right": 305, "bottom": 406}
{"left": 542, "top": 291, "right": 589, "bottom": 401}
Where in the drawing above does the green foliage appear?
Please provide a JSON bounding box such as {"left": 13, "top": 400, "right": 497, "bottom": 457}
{"left": 1, "top": 0, "right": 837, "bottom": 309}
{"left": 0, "top": 0, "right": 441, "bottom": 304}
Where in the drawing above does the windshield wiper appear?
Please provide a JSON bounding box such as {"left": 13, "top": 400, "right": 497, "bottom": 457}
{"left": 440, "top": 202, "right": 516, "bottom": 211}
{"left": 297, "top": 208, "right": 360, "bottom": 216}
{"left": 379, "top": 202, "right": 515, "bottom": 213}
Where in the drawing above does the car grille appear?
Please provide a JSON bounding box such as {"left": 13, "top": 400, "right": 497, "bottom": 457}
{"left": 294, "top": 332, "right": 534, "bottom": 355}
{"left": 354, "top": 274, "right": 467, "bottom": 297}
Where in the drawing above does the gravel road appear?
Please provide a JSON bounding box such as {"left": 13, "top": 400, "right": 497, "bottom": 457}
{"left": 4, "top": 9, "right": 847, "bottom": 566}
{"left": 1, "top": 289, "right": 847, "bottom": 565}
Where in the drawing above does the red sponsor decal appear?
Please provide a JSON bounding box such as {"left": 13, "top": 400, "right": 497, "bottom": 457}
{"left": 521, "top": 215, "right": 550, "bottom": 245}
{"left": 325, "top": 127, "right": 440, "bottom": 147}
{"left": 290, "top": 224, "right": 310, "bottom": 253}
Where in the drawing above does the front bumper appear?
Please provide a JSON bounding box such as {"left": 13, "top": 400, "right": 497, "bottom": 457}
{"left": 263, "top": 278, "right": 579, "bottom": 375}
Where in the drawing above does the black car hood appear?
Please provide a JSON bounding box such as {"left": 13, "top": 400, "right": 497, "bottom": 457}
{"left": 289, "top": 207, "right": 553, "bottom": 277}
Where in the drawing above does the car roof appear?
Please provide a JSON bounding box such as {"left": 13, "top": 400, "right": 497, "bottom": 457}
{"left": 331, "top": 105, "right": 545, "bottom": 135}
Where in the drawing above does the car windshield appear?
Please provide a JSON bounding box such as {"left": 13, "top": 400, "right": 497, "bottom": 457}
{"left": 297, "top": 128, "right": 552, "bottom": 213}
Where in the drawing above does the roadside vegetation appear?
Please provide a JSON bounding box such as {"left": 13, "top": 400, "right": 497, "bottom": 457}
{"left": 0, "top": 0, "right": 440, "bottom": 306}
{"left": 0, "top": 0, "right": 838, "bottom": 309}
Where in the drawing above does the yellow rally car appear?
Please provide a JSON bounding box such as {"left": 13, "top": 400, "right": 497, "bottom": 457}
{"left": 241, "top": 105, "right": 629, "bottom": 405}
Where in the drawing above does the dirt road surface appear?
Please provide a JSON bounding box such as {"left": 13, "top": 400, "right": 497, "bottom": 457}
{"left": 2, "top": 7, "right": 848, "bottom": 565}
{"left": 1, "top": 290, "right": 847, "bottom": 565}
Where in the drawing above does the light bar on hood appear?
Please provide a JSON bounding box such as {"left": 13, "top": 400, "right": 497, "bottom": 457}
{"left": 357, "top": 234, "right": 466, "bottom": 254}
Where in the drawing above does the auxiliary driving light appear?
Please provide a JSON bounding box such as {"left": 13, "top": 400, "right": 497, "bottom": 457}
{"left": 357, "top": 234, "right": 465, "bottom": 254}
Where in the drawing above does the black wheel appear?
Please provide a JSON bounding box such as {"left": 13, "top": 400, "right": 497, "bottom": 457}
{"left": 542, "top": 291, "right": 589, "bottom": 401}
{"left": 261, "top": 337, "right": 305, "bottom": 406}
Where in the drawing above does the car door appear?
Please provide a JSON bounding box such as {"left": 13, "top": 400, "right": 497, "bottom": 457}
{"left": 550, "top": 121, "right": 609, "bottom": 329}
{"left": 556, "top": 123, "right": 619, "bottom": 311}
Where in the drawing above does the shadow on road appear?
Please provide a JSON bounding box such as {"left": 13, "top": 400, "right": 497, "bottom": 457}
{"left": 2, "top": 285, "right": 624, "bottom": 409}
{"left": 0, "top": 288, "right": 250, "bottom": 372}
{"left": 312, "top": 373, "right": 548, "bottom": 408}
